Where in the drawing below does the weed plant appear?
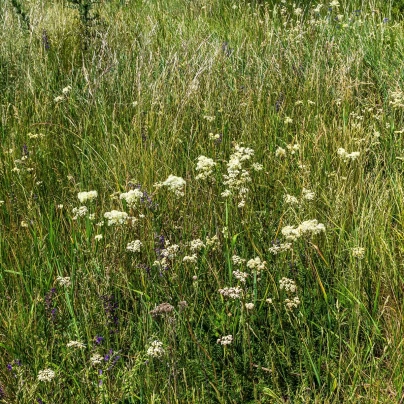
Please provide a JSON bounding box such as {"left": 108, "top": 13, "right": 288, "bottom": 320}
{"left": 0, "top": 0, "right": 403, "bottom": 402}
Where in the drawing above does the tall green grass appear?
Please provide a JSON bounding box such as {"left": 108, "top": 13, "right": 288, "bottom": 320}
{"left": 1, "top": 0, "right": 403, "bottom": 402}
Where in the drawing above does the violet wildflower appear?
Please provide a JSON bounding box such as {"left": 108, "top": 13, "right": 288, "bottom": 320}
{"left": 107, "top": 354, "right": 121, "bottom": 371}
{"left": 104, "top": 349, "right": 113, "bottom": 361}
{"left": 138, "top": 263, "right": 151, "bottom": 277}
{"left": 98, "top": 369, "right": 103, "bottom": 386}
{"left": 94, "top": 335, "right": 104, "bottom": 345}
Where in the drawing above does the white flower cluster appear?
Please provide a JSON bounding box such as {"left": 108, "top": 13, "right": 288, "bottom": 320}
{"left": 275, "top": 147, "right": 286, "bottom": 158}
{"left": 56, "top": 276, "right": 71, "bottom": 287}
{"left": 28, "top": 132, "right": 45, "bottom": 139}
{"left": 268, "top": 242, "right": 292, "bottom": 255}
{"left": 287, "top": 143, "right": 300, "bottom": 154}
{"left": 196, "top": 155, "right": 216, "bottom": 180}
{"left": 302, "top": 188, "right": 315, "bottom": 201}
{"left": 209, "top": 132, "right": 221, "bottom": 141}
{"left": 279, "top": 277, "right": 297, "bottom": 293}
{"left": 233, "top": 270, "right": 249, "bottom": 283}
{"left": 281, "top": 219, "right": 325, "bottom": 241}
{"left": 38, "top": 368, "right": 55, "bottom": 382}
{"left": 190, "top": 239, "right": 205, "bottom": 252}
{"left": 218, "top": 286, "right": 243, "bottom": 299}
{"left": 67, "top": 340, "right": 86, "bottom": 349}
{"left": 232, "top": 255, "right": 246, "bottom": 266}
{"left": 127, "top": 240, "right": 142, "bottom": 253}
{"left": 160, "top": 241, "right": 179, "bottom": 260}
{"left": 284, "top": 194, "right": 299, "bottom": 205}
{"left": 352, "top": 247, "right": 365, "bottom": 259}
{"left": 279, "top": 278, "right": 300, "bottom": 310}
{"left": 155, "top": 175, "right": 186, "bottom": 197}
{"left": 222, "top": 144, "right": 255, "bottom": 208}
{"left": 72, "top": 206, "right": 88, "bottom": 220}
{"left": 62, "top": 85, "right": 72, "bottom": 95}
{"left": 183, "top": 254, "right": 198, "bottom": 263}
{"left": 205, "top": 235, "right": 220, "bottom": 250}
{"left": 153, "top": 239, "right": 180, "bottom": 269}
{"left": 337, "top": 148, "right": 360, "bottom": 162}
{"left": 104, "top": 210, "right": 128, "bottom": 226}
{"left": 245, "top": 302, "right": 255, "bottom": 310}
{"left": 120, "top": 189, "right": 143, "bottom": 208}
{"left": 147, "top": 340, "right": 165, "bottom": 358}
{"left": 389, "top": 90, "right": 404, "bottom": 109}
{"left": 285, "top": 296, "right": 301, "bottom": 310}
{"left": 90, "top": 353, "right": 103, "bottom": 365}
{"left": 217, "top": 335, "right": 233, "bottom": 346}
{"left": 275, "top": 143, "right": 300, "bottom": 158}
{"left": 54, "top": 85, "right": 71, "bottom": 102}
{"left": 77, "top": 190, "right": 98, "bottom": 203}
{"left": 252, "top": 163, "right": 263, "bottom": 171}
{"left": 298, "top": 219, "right": 326, "bottom": 235}
{"left": 246, "top": 257, "right": 266, "bottom": 272}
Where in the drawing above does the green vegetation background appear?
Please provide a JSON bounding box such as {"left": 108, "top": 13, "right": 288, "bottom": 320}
{"left": 1, "top": 0, "right": 404, "bottom": 402}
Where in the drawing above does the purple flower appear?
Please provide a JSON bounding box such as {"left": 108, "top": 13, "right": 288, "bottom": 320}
{"left": 95, "top": 335, "right": 104, "bottom": 345}
{"left": 98, "top": 369, "right": 103, "bottom": 386}
{"left": 22, "top": 144, "right": 29, "bottom": 157}
{"left": 127, "top": 183, "right": 157, "bottom": 209}
{"left": 137, "top": 264, "right": 151, "bottom": 277}
{"left": 107, "top": 354, "right": 120, "bottom": 371}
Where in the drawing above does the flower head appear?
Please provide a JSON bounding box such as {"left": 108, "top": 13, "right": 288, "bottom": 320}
{"left": 218, "top": 286, "right": 243, "bottom": 299}
{"left": 147, "top": 340, "right": 165, "bottom": 357}
{"left": 352, "top": 247, "right": 365, "bottom": 259}
{"left": 67, "top": 340, "right": 86, "bottom": 349}
{"left": 104, "top": 210, "right": 128, "bottom": 226}
{"left": 127, "top": 240, "right": 142, "bottom": 253}
{"left": 155, "top": 175, "right": 186, "bottom": 197}
{"left": 38, "top": 369, "right": 55, "bottom": 382}
{"left": 77, "top": 190, "right": 98, "bottom": 203}
{"left": 217, "top": 335, "right": 233, "bottom": 345}
{"left": 120, "top": 189, "right": 143, "bottom": 208}
{"left": 196, "top": 155, "right": 216, "bottom": 180}
{"left": 56, "top": 276, "right": 71, "bottom": 287}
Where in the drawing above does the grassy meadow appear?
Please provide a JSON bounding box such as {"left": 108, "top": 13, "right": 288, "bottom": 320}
{"left": 1, "top": 0, "right": 404, "bottom": 402}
